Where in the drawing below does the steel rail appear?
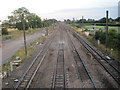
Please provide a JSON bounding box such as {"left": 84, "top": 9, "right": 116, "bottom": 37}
{"left": 51, "top": 29, "right": 66, "bottom": 90}
{"left": 66, "top": 29, "right": 97, "bottom": 88}
{"left": 69, "top": 29, "right": 120, "bottom": 86}
{"left": 15, "top": 30, "right": 58, "bottom": 89}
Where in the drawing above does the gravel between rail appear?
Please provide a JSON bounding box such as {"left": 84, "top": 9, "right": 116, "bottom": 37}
{"left": 2, "top": 23, "right": 120, "bottom": 89}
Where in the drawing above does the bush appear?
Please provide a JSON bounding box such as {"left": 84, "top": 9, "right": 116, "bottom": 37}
{"left": 16, "top": 22, "right": 28, "bottom": 30}
{"left": 95, "top": 31, "right": 106, "bottom": 44}
{"left": 2, "top": 28, "right": 8, "bottom": 35}
{"left": 95, "top": 30, "right": 120, "bottom": 50}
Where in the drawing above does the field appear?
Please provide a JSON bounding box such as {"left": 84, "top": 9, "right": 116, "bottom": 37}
{"left": 1, "top": 27, "right": 53, "bottom": 74}
{"left": 85, "top": 25, "right": 119, "bottom": 31}
{"left": 2, "top": 28, "right": 42, "bottom": 40}
{"left": 71, "top": 24, "right": 120, "bottom": 61}
{"left": 1, "top": 26, "right": 54, "bottom": 74}
{"left": 71, "top": 24, "right": 119, "bottom": 32}
{"left": 2, "top": 26, "right": 53, "bottom": 41}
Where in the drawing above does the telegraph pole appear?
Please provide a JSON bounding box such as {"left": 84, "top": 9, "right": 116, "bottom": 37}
{"left": 82, "top": 16, "right": 84, "bottom": 24}
{"left": 81, "top": 16, "right": 84, "bottom": 31}
{"left": 105, "top": 10, "right": 109, "bottom": 52}
{"left": 53, "top": 19, "right": 54, "bottom": 30}
{"left": 22, "top": 13, "right": 27, "bottom": 56}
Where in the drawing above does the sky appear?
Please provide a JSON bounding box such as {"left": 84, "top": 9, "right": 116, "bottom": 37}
{"left": 0, "top": 0, "right": 119, "bottom": 21}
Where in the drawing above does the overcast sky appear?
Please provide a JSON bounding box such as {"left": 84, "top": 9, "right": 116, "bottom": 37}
{"left": 0, "top": 0, "right": 119, "bottom": 21}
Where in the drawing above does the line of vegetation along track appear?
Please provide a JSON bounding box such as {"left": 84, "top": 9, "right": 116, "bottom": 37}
{"left": 70, "top": 23, "right": 120, "bottom": 61}
{"left": 1, "top": 7, "right": 57, "bottom": 40}
{"left": 1, "top": 25, "right": 56, "bottom": 77}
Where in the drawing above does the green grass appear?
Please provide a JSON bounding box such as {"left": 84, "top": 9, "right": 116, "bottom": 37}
{"left": 71, "top": 25, "right": 120, "bottom": 61}
{"left": 1, "top": 25, "right": 55, "bottom": 76}
{"left": 1, "top": 35, "right": 47, "bottom": 75}
{"left": 87, "top": 36, "right": 120, "bottom": 61}
{"left": 85, "top": 25, "right": 119, "bottom": 31}
{"left": 1, "top": 45, "right": 35, "bottom": 72}
{"left": 85, "top": 25, "right": 104, "bottom": 29}
{"left": 72, "top": 23, "right": 119, "bottom": 31}
{"left": 2, "top": 27, "right": 51, "bottom": 40}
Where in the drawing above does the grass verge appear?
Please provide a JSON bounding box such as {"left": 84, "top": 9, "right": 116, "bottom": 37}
{"left": 1, "top": 35, "right": 47, "bottom": 74}
{"left": 70, "top": 25, "right": 120, "bottom": 61}
{"left": 2, "top": 27, "right": 49, "bottom": 40}
{"left": 1, "top": 25, "right": 55, "bottom": 77}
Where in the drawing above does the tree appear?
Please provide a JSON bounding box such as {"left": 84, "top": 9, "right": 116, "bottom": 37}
{"left": 117, "top": 33, "right": 120, "bottom": 50}
{"left": 95, "top": 31, "right": 106, "bottom": 44}
{"left": 63, "top": 19, "right": 71, "bottom": 24}
{"left": 115, "top": 17, "right": 120, "bottom": 22}
{"left": 7, "top": 7, "right": 44, "bottom": 30}
{"left": 4, "top": 7, "right": 57, "bottom": 30}
{"left": 2, "top": 28, "right": 8, "bottom": 35}
{"left": 98, "top": 17, "right": 106, "bottom": 23}
{"left": 95, "top": 30, "right": 120, "bottom": 50}
{"left": 87, "top": 19, "right": 95, "bottom": 23}
{"left": 11, "top": 7, "right": 30, "bottom": 23}
{"left": 27, "top": 13, "right": 42, "bottom": 28}
{"left": 2, "top": 20, "right": 10, "bottom": 28}
{"left": 42, "top": 19, "right": 57, "bottom": 27}
{"left": 8, "top": 7, "right": 30, "bottom": 30}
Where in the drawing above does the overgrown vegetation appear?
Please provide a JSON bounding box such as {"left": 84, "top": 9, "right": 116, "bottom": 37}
{"left": 71, "top": 23, "right": 120, "bottom": 60}
{"left": 64, "top": 17, "right": 120, "bottom": 26}
{"left": 2, "top": 28, "right": 8, "bottom": 35}
{"left": 95, "top": 30, "right": 120, "bottom": 50}
{"left": 2, "top": 28, "right": 41, "bottom": 41}
{"left": 2, "top": 7, "right": 57, "bottom": 31}
{"left": 1, "top": 15, "right": 56, "bottom": 78}
{"left": 1, "top": 45, "right": 35, "bottom": 73}
{"left": 1, "top": 7, "right": 57, "bottom": 41}
{"left": 1, "top": 33, "right": 47, "bottom": 75}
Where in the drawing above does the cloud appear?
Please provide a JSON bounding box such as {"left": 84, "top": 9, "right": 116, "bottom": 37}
{"left": 118, "top": 1, "right": 120, "bottom": 17}
{"left": 40, "top": 6, "right": 118, "bottom": 20}
{"left": 0, "top": 0, "right": 119, "bottom": 21}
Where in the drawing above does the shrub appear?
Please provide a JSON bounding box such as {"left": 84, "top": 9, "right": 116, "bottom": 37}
{"left": 95, "top": 30, "right": 120, "bottom": 50}
{"left": 16, "top": 22, "right": 28, "bottom": 30}
{"left": 2, "top": 28, "right": 8, "bottom": 35}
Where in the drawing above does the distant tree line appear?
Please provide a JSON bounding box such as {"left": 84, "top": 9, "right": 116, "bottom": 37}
{"left": 64, "top": 17, "right": 120, "bottom": 26}
{"left": 2, "top": 7, "right": 57, "bottom": 32}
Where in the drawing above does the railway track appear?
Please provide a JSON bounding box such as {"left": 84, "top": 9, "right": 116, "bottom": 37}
{"left": 14, "top": 30, "right": 58, "bottom": 89}
{"left": 51, "top": 29, "right": 67, "bottom": 89}
{"left": 69, "top": 28, "right": 120, "bottom": 86}
{"left": 65, "top": 29, "right": 97, "bottom": 88}
{"left": 71, "top": 29, "right": 120, "bottom": 73}
{"left": 9, "top": 23, "right": 119, "bottom": 89}
{"left": 51, "top": 43, "right": 66, "bottom": 89}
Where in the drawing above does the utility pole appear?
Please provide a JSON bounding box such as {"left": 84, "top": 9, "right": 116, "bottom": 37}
{"left": 82, "top": 16, "right": 84, "bottom": 24}
{"left": 118, "top": 2, "right": 120, "bottom": 33}
{"left": 81, "top": 16, "right": 84, "bottom": 31}
{"left": 45, "top": 22, "right": 48, "bottom": 36}
{"left": 22, "top": 13, "right": 27, "bottom": 56}
{"left": 53, "top": 19, "right": 54, "bottom": 30}
{"left": 73, "top": 18, "right": 75, "bottom": 23}
{"left": 105, "top": 10, "right": 109, "bottom": 52}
